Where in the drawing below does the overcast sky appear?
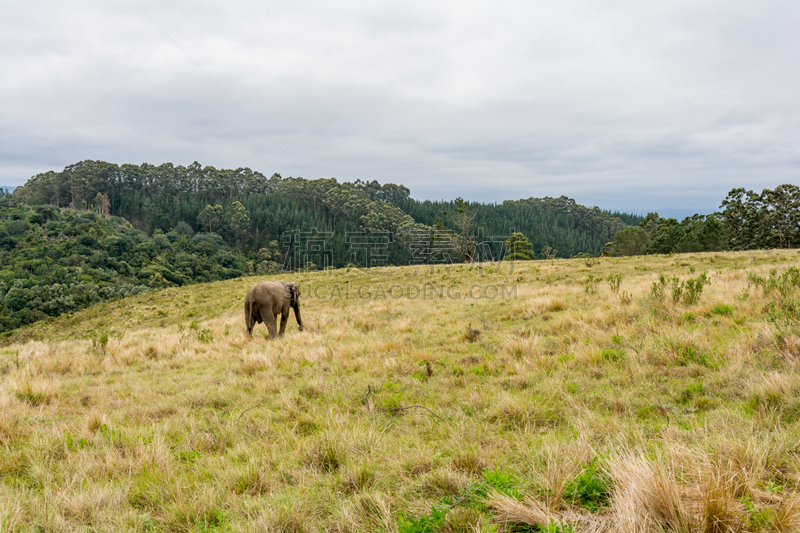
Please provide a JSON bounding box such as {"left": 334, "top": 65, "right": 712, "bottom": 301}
{"left": 1, "top": 1, "right": 797, "bottom": 215}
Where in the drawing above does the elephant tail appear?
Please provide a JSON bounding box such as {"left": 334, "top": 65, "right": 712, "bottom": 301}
{"left": 244, "top": 297, "right": 253, "bottom": 337}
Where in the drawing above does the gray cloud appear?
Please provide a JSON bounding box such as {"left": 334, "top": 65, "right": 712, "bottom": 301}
{"left": 1, "top": 0, "right": 797, "bottom": 215}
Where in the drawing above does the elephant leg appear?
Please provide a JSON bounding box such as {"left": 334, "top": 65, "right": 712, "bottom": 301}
{"left": 293, "top": 305, "right": 303, "bottom": 331}
{"left": 279, "top": 311, "right": 289, "bottom": 336}
{"left": 264, "top": 312, "right": 278, "bottom": 340}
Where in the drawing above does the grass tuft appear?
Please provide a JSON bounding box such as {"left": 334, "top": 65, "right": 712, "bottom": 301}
{"left": 307, "top": 437, "right": 345, "bottom": 473}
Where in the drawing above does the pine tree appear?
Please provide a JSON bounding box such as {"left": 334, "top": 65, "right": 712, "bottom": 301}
{"left": 503, "top": 232, "right": 534, "bottom": 260}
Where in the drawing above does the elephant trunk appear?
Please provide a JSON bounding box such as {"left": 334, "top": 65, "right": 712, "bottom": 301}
{"left": 294, "top": 304, "right": 303, "bottom": 331}
{"left": 290, "top": 283, "right": 303, "bottom": 331}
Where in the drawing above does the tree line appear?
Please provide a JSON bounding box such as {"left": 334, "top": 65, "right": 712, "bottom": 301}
{"left": 15, "top": 160, "right": 639, "bottom": 263}
{"left": 610, "top": 184, "right": 800, "bottom": 256}
{"left": 401, "top": 195, "right": 639, "bottom": 259}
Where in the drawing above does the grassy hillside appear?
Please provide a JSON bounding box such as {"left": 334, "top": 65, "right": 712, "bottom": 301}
{"left": 2, "top": 250, "right": 800, "bottom": 531}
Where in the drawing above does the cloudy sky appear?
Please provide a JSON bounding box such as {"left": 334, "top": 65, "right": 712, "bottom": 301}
{"left": 1, "top": 1, "right": 797, "bottom": 215}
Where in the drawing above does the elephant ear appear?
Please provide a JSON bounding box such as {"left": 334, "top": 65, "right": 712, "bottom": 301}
{"left": 290, "top": 282, "right": 300, "bottom": 305}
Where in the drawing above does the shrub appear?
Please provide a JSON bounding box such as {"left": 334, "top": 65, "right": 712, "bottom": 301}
{"left": 583, "top": 275, "right": 599, "bottom": 295}
{"left": 88, "top": 330, "right": 110, "bottom": 357}
{"left": 563, "top": 458, "right": 611, "bottom": 512}
{"left": 750, "top": 267, "right": 800, "bottom": 342}
{"left": 650, "top": 274, "right": 667, "bottom": 301}
{"left": 6, "top": 219, "right": 28, "bottom": 235}
{"left": 653, "top": 272, "right": 709, "bottom": 305}
{"left": 476, "top": 468, "right": 521, "bottom": 500}
{"left": 748, "top": 267, "right": 800, "bottom": 298}
{"left": 676, "top": 346, "right": 720, "bottom": 368}
{"left": 539, "top": 520, "right": 576, "bottom": 533}
{"left": 682, "top": 272, "right": 709, "bottom": 304}
{"left": 197, "top": 328, "right": 213, "bottom": 343}
{"left": 607, "top": 273, "right": 622, "bottom": 294}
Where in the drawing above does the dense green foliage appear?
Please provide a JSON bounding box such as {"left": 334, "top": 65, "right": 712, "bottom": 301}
{"left": 504, "top": 232, "right": 535, "bottom": 260}
{"left": 610, "top": 213, "right": 726, "bottom": 256}
{"left": 718, "top": 184, "right": 800, "bottom": 250}
{"left": 400, "top": 196, "right": 640, "bottom": 259}
{"left": 0, "top": 197, "right": 257, "bottom": 334}
{"left": 16, "top": 160, "right": 639, "bottom": 265}
{"left": 15, "top": 160, "right": 424, "bottom": 266}
{"left": 610, "top": 185, "right": 800, "bottom": 256}
{"left": 563, "top": 458, "right": 611, "bottom": 512}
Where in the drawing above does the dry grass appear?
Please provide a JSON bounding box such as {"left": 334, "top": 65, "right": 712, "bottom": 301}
{"left": 608, "top": 452, "right": 694, "bottom": 533}
{"left": 487, "top": 491, "right": 550, "bottom": 528}
{"left": 1, "top": 250, "right": 800, "bottom": 531}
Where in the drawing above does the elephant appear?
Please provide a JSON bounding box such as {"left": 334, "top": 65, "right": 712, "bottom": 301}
{"left": 244, "top": 280, "right": 304, "bottom": 339}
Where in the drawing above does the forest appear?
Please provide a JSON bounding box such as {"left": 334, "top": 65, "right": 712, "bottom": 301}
{"left": 14, "top": 160, "right": 641, "bottom": 266}
{"left": 2, "top": 159, "right": 798, "bottom": 335}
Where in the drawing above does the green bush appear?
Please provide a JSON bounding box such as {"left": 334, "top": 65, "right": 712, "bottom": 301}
{"left": 477, "top": 467, "right": 520, "bottom": 500}
{"left": 600, "top": 348, "right": 625, "bottom": 362}
{"left": 563, "top": 458, "right": 610, "bottom": 512}
{"left": 583, "top": 275, "right": 599, "bottom": 295}
{"left": 5, "top": 219, "right": 28, "bottom": 235}
{"left": 676, "top": 346, "right": 720, "bottom": 368}
{"left": 607, "top": 273, "right": 622, "bottom": 294}
{"left": 650, "top": 274, "right": 667, "bottom": 301}
{"left": 652, "top": 272, "right": 708, "bottom": 305}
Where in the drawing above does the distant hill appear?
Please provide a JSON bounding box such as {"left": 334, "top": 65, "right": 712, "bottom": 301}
{"left": 14, "top": 160, "right": 639, "bottom": 261}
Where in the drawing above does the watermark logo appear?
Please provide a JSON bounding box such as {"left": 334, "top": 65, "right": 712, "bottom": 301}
{"left": 408, "top": 228, "right": 459, "bottom": 274}
{"left": 282, "top": 229, "right": 334, "bottom": 271}
{"left": 300, "top": 282, "right": 518, "bottom": 301}
{"left": 278, "top": 226, "right": 521, "bottom": 279}
{"left": 345, "top": 230, "right": 392, "bottom": 274}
